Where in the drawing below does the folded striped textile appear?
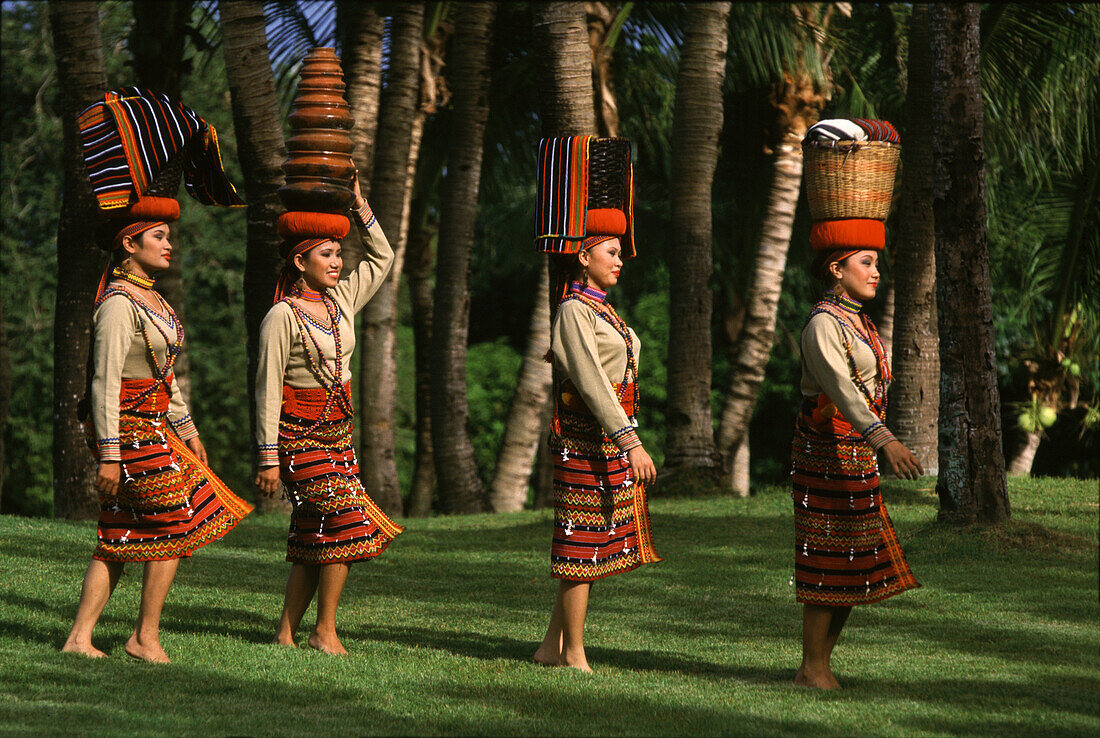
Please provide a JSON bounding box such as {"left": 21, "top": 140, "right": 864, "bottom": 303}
{"left": 79, "top": 86, "right": 244, "bottom": 211}
{"left": 534, "top": 135, "right": 592, "bottom": 250}
{"left": 806, "top": 118, "right": 900, "bottom": 144}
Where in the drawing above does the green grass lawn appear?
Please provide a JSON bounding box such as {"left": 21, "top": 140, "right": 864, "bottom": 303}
{"left": 1, "top": 478, "right": 1097, "bottom": 736}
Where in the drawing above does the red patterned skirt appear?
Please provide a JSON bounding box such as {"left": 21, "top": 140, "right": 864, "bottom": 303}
{"left": 790, "top": 399, "right": 919, "bottom": 606}
{"left": 279, "top": 384, "right": 403, "bottom": 565}
{"left": 90, "top": 378, "right": 252, "bottom": 562}
{"left": 548, "top": 382, "right": 660, "bottom": 582}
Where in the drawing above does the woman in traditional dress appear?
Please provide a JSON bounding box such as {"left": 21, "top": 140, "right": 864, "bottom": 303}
{"left": 792, "top": 245, "right": 924, "bottom": 689}
{"left": 62, "top": 88, "right": 251, "bottom": 663}
{"left": 532, "top": 234, "right": 662, "bottom": 672}
{"left": 254, "top": 174, "right": 402, "bottom": 655}
{"left": 62, "top": 197, "right": 253, "bottom": 663}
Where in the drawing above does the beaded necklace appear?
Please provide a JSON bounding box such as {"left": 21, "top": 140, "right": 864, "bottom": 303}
{"left": 97, "top": 283, "right": 183, "bottom": 411}
{"left": 807, "top": 292, "right": 891, "bottom": 418}
{"left": 559, "top": 282, "right": 639, "bottom": 417}
{"left": 280, "top": 284, "right": 353, "bottom": 438}
{"left": 112, "top": 265, "right": 155, "bottom": 290}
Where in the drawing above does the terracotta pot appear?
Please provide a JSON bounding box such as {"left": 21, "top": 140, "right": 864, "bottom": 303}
{"left": 278, "top": 47, "right": 357, "bottom": 214}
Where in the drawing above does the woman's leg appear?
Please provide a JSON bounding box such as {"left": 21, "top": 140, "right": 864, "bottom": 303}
{"left": 822, "top": 605, "right": 852, "bottom": 686}
{"left": 62, "top": 559, "right": 125, "bottom": 657}
{"left": 796, "top": 603, "right": 840, "bottom": 689}
{"left": 125, "top": 558, "right": 180, "bottom": 663}
{"left": 309, "top": 562, "right": 350, "bottom": 655}
{"left": 559, "top": 580, "right": 592, "bottom": 672}
{"left": 275, "top": 563, "right": 320, "bottom": 646}
{"left": 534, "top": 583, "right": 567, "bottom": 665}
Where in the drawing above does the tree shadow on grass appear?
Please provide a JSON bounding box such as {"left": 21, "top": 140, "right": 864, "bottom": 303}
{"left": 0, "top": 588, "right": 274, "bottom": 650}
{"left": 853, "top": 673, "right": 1100, "bottom": 723}
{"left": 339, "top": 622, "right": 790, "bottom": 683}
{"left": 1, "top": 655, "right": 823, "bottom": 737}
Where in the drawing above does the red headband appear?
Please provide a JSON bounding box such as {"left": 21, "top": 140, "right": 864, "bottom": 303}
{"left": 95, "top": 217, "right": 172, "bottom": 304}
{"left": 582, "top": 234, "right": 616, "bottom": 251}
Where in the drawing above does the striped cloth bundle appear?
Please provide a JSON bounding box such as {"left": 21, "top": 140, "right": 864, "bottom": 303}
{"left": 78, "top": 86, "right": 244, "bottom": 210}
{"left": 534, "top": 135, "right": 592, "bottom": 252}
{"left": 806, "top": 118, "right": 901, "bottom": 144}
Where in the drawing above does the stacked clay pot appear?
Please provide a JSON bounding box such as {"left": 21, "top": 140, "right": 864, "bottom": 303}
{"left": 278, "top": 47, "right": 356, "bottom": 214}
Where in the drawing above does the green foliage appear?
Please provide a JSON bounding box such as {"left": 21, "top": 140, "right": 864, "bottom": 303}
{"left": 1, "top": 478, "right": 1097, "bottom": 735}
{"left": 620, "top": 291, "right": 669, "bottom": 468}
{"left": 4, "top": 1, "right": 1098, "bottom": 517}
{"left": 465, "top": 339, "right": 522, "bottom": 483}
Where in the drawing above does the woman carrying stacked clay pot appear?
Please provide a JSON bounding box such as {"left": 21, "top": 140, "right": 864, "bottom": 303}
{"left": 253, "top": 48, "right": 402, "bottom": 655}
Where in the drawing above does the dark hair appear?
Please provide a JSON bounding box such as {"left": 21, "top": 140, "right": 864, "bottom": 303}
{"left": 810, "top": 249, "right": 849, "bottom": 288}
{"left": 549, "top": 252, "right": 585, "bottom": 316}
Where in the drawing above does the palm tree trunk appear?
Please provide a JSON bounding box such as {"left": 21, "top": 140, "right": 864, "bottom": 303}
{"left": 731, "top": 433, "right": 749, "bottom": 498}
{"left": 586, "top": 1, "right": 622, "bottom": 137}
{"left": 358, "top": 2, "right": 426, "bottom": 517}
{"left": 888, "top": 2, "right": 939, "bottom": 475}
{"left": 877, "top": 280, "right": 895, "bottom": 358}
{"left": 132, "top": 0, "right": 194, "bottom": 405}
{"left": 489, "top": 258, "right": 551, "bottom": 512}
{"left": 404, "top": 218, "right": 437, "bottom": 517}
{"left": 714, "top": 127, "right": 812, "bottom": 481}
{"left": 930, "top": 2, "right": 1009, "bottom": 524}
{"left": 485, "top": 2, "right": 598, "bottom": 512}
{"left": 533, "top": 2, "right": 597, "bottom": 134}
{"left": 48, "top": 0, "right": 108, "bottom": 519}
{"left": 338, "top": 2, "right": 384, "bottom": 271}
{"left": 430, "top": 1, "right": 495, "bottom": 514}
{"left": 220, "top": 0, "right": 288, "bottom": 513}
{"left": 532, "top": 421, "right": 555, "bottom": 509}
{"left": 663, "top": 2, "right": 729, "bottom": 483}
{"left": 1007, "top": 431, "right": 1041, "bottom": 476}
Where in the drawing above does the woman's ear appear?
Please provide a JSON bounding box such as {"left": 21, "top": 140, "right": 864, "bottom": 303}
{"left": 293, "top": 252, "right": 306, "bottom": 272}
{"left": 829, "top": 260, "right": 844, "bottom": 281}
{"left": 577, "top": 249, "right": 590, "bottom": 268}
{"left": 120, "top": 235, "right": 138, "bottom": 256}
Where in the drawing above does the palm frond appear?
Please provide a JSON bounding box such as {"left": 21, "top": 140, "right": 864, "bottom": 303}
{"left": 263, "top": 0, "right": 338, "bottom": 112}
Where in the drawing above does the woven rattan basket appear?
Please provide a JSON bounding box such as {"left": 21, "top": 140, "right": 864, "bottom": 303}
{"left": 587, "top": 137, "right": 631, "bottom": 209}
{"left": 802, "top": 139, "right": 900, "bottom": 221}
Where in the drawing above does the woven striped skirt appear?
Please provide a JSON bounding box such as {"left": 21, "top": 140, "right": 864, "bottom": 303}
{"left": 790, "top": 402, "right": 919, "bottom": 606}
{"left": 91, "top": 378, "right": 252, "bottom": 562}
{"left": 279, "top": 384, "right": 403, "bottom": 565}
{"left": 548, "top": 382, "right": 660, "bottom": 582}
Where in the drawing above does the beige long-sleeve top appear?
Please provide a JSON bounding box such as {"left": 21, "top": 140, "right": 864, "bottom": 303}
{"left": 256, "top": 205, "right": 393, "bottom": 465}
{"left": 800, "top": 312, "right": 896, "bottom": 449}
{"left": 92, "top": 291, "right": 198, "bottom": 462}
{"left": 551, "top": 298, "right": 642, "bottom": 452}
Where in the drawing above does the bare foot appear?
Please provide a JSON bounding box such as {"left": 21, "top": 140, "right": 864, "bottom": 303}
{"left": 307, "top": 632, "right": 348, "bottom": 655}
{"left": 273, "top": 633, "right": 298, "bottom": 647}
{"left": 532, "top": 645, "right": 561, "bottom": 666}
{"left": 559, "top": 649, "right": 592, "bottom": 673}
{"left": 124, "top": 634, "right": 170, "bottom": 664}
{"left": 61, "top": 640, "right": 108, "bottom": 659}
{"left": 794, "top": 663, "right": 837, "bottom": 689}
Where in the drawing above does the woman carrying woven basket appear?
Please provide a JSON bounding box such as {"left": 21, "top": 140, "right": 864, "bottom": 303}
{"left": 531, "top": 136, "right": 662, "bottom": 672}
{"left": 62, "top": 89, "right": 252, "bottom": 663}
{"left": 792, "top": 119, "right": 923, "bottom": 689}
{"left": 253, "top": 172, "right": 403, "bottom": 655}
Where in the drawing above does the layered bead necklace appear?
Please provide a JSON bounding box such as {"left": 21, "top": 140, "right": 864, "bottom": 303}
{"left": 280, "top": 283, "right": 353, "bottom": 438}
{"left": 559, "top": 281, "right": 639, "bottom": 417}
{"left": 809, "top": 290, "right": 891, "bottom": 417}
{"left": 99, "top": 266, "right": 183, "bottom": 411}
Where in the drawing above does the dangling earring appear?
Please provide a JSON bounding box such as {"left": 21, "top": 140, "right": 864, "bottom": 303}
{"left": 581, "top": 266, "right": 589, "bottom": 289}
